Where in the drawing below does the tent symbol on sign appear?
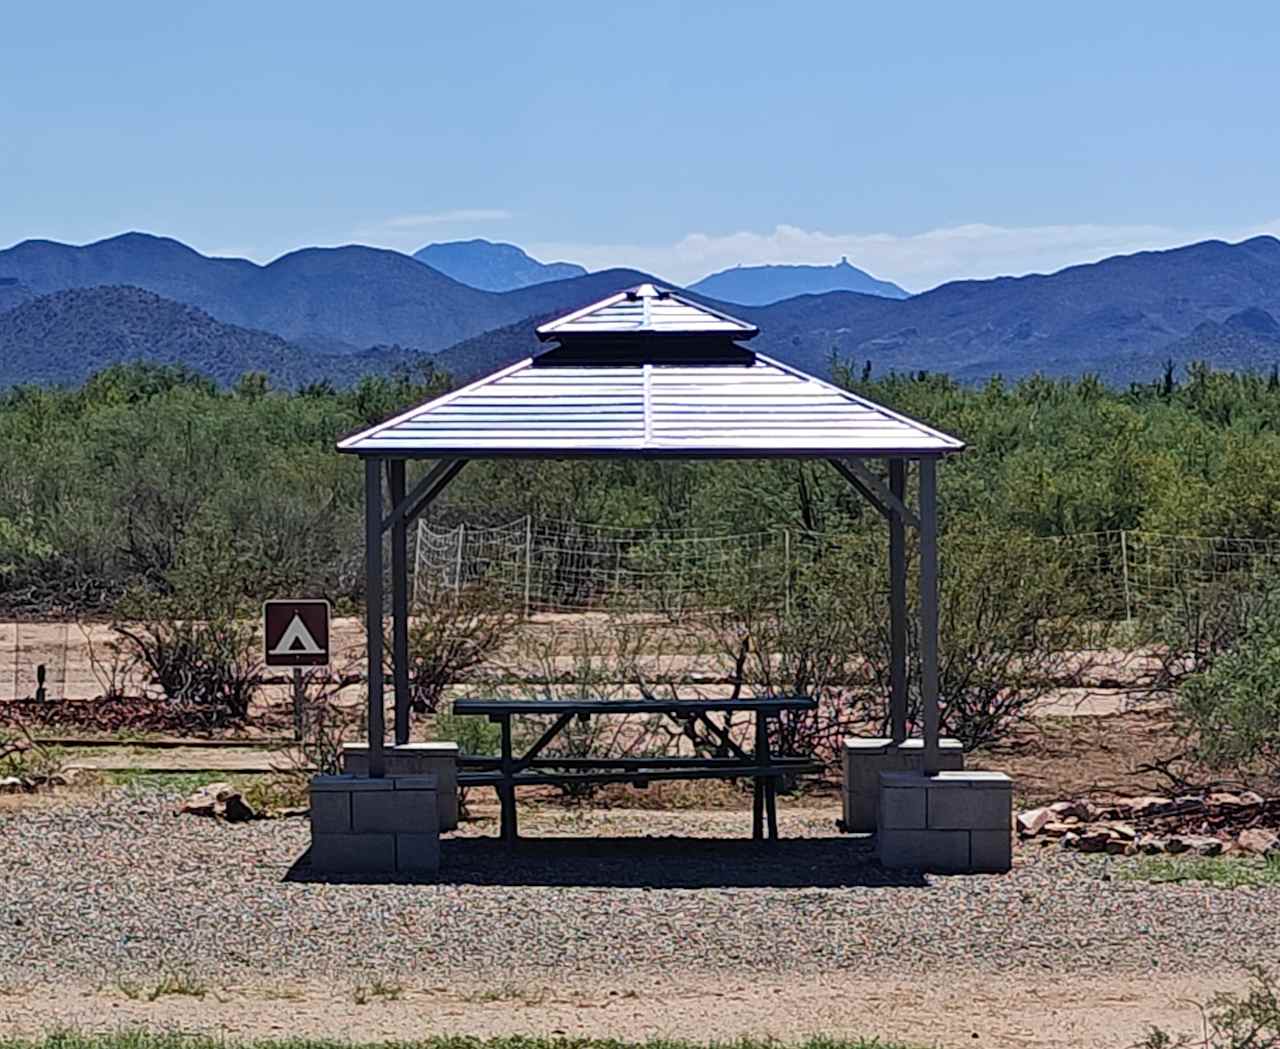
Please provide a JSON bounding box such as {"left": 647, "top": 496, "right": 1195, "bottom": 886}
{"left": 269, "top": 614, "right": 325, "bottom": 657}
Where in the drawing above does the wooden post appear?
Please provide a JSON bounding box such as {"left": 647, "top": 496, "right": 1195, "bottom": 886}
{"left": 364, "top": 458, "right": 386, "bottom": 778}
{"left": 919, "top": 458, "right": 941, "bottom": 775}
{"left": 291, "top": 667, "right": 304, "bottom": 742}
{"left": 389, "top": 459, "right": 410, "bottom": 746}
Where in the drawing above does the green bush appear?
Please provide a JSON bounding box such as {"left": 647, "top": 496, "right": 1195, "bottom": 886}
{"left": 1140, "top": 966, "right": 1280, "bottom": 1048}
{"left": 1177, "top": 591, "right": 1280, "bottom": 780}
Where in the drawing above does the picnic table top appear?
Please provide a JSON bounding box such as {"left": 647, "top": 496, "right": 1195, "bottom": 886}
{"left": 451, "top": 697, "right": 817, "bottom": 716}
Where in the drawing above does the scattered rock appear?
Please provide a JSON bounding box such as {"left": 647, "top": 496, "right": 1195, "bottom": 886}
{"left": 1017, "top": 807, "right": 1054, "bottom": 837}
{"left": 0, "top": 776, "right": 25, "bottom": 795}
{"left": 1049, "top": 800, "right": 1086, "bottom": 821}
{"left": 1207, "top": 792, "right": 1245, "bottom": 809}
{"left": 1238, "top": 829, "right": 1280, "bottom": 857}
{"left": 1105, "top": 838, "right": 1138, "bottom": 856}
{"left": 1041, "top": 822, "right": 1075, "bottom": 838}
{"left": 1239, "top": 791, "right": 1266, "bottom": 807}
{"left": 1168, "top": 834, "right": 1223, "bottom": 857}
{"left": 1140, "top": 837, "right": 1168, "bottom": 855}
{"left": 1069, "top": 830, "right": 1114, "bottom": 854}
{"left": 1125, "top": 796, "right": 1173, "bottom": 817}
{"left": 1104, "top": 823, "right": 1137, "bottom": 841}
{"left": 177, "top": 782, "right": 257, "bottom": 823}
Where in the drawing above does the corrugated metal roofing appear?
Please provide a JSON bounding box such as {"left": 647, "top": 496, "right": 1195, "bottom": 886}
{"left": 536, "top": 283, "right": 758, "bottom": 339}
{"left": 339, "top": 284, "right": 963, "bottom": 458}
{"left": 338, "top": 352, "right": 965, "bottom": 458}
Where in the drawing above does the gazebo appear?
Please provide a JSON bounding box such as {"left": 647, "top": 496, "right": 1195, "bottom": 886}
{"left": 321, "top": 285, "right": 1009, "bottom": 875}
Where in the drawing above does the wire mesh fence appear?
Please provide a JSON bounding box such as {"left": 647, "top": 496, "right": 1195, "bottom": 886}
{"left": 6, "top": 525, "right": 1280, "bottom": 700}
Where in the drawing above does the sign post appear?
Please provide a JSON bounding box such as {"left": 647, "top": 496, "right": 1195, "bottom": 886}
{"left": 263, "top": 600, "right": 331, "bottom": 742}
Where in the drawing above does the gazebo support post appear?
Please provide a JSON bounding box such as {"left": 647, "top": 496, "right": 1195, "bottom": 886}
{"left": 918, "top": 456, "right": 941, "bottom": 775}
{"left": 888, "top": 457, "right": 908, "bottom": 745}
{"left": 389, "top": 459, "right": 410, "bottom": 746}
{"left": 363, "top": 457, "right": 386, "bottom": 778}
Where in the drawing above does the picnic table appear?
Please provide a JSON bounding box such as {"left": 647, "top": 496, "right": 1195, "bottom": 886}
{"left": 452, "top": 696, "right": 821, "bottom": 842}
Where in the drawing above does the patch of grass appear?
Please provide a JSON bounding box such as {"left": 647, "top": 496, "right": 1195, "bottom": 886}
{"left": 0, "top": 1034, "right": 918, "bottom": 1049}
{"left": 102, "top": 770, "right": 229, "bottom": 794}
{"left": 114, "top": 971, "right": 209, "bottom": 1002}
{"left": 351, "top": 977, "right": 404, "bottom": 1005}
{"left": 460, "top": 982, "right": 551, "bottom": 1006}
{"left": 240, "top": 774, "right": 309, "bottom": 814}
{"left": 1119, "top": 852, "right": 1280, "bottom": 889}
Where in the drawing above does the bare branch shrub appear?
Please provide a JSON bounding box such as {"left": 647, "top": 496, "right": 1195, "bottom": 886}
{"left": 401, "top": 580, "right": 522, "bottom": 715}
{"left": 109, "top": 593, "right": 262, "bottom": 726}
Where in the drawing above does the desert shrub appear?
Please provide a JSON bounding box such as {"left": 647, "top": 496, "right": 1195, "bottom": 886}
{"left": 110, "top": 595, "right": 261, "bottom": 725}
{"left": 401, "top": 581, "right": 522, "bottom": 714}
{"left": 1176, "top": 592, "right": 1280, "bottom": 782}
{"left": 0, "top": 721, "right": 64, "bottom": 783}
{"left": 1140, "top": 966, "right": 1280, "bottom": 1048}
{"left": 432, "top": 710, "right": 501, "bottom": 756}
{"left": 710, "top": 522, "right": 1100, "bottom": 758}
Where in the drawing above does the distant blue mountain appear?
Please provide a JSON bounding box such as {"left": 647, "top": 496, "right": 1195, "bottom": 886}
{"left": 687, "top": 257, "right": 908, "bottom": 305}
{"left": 413, "top": 239, "right": 587, "bottom": 291}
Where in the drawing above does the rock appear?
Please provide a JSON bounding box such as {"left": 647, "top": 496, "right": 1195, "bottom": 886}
{"left": 1017, "top": 807, "right": 1054, "bottom": 836}
{"left": 1125, "top": 796, "right": 1173, "bottom": 817}
{"left": 1049, "top": 800, "right": 1084, "bottom": 820}
{"left": 1238, "top": 829, "right": 1280, "bottom": 857}
{"left": 0, "top": 776, "right": 24, "bottom": 795}
{"left": 1163, "top": 836, "right": 1189, "bottom": 854}
{"left": 1140, "top": 837, "right": 1168, "bottom": 855}
{"left": 1207, "top": 792, "right": 1246, "bottom": 809}
{"left": 1104, "top": 823, "right": 1137, "bottom": 841}
{"left": 1041, "top": 822, "right": 1076, "bottom": 838}
{"left": 1239, "top": 791, "right": 1266, "bottom": 807}
{"left": 1168, "top": 834, "right": 1223, "bottom": 857}
{"left": 1060, "top": 831, "right": 1081, "bottom": 850}
{"left": 177, "top": 782, "right": 257, "bottom": 823}
{"left": 1105, "top": 838, "right": 1138, "bottom": 856}
{"left": 1070, "top": 829, "right": 1115, "bottom": 854}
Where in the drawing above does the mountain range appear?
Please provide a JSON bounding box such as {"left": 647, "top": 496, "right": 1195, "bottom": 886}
{"left": 2, "top": 231, "right": 1280, "bottom": 389}
{"left": 413, "top": 239, "right": 586, "bottom": 291}
{"left": 688, "top": 257, "right": 908, "bottom": 304}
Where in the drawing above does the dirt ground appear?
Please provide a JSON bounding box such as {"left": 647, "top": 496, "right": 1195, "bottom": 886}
{"left": 0, "top": 972, "right": 1234, "bottom": 1049}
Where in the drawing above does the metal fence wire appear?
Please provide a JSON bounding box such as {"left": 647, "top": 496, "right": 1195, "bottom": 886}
{"left": 7, "top": 526, "right": 1280, "bottom": 701}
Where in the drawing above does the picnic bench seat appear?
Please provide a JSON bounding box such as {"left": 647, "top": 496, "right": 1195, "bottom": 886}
{"left": 451, "top": 696, "right": 822, "bottom": 842}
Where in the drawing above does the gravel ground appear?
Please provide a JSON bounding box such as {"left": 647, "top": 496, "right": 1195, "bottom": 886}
{"left": 2, "top": 786, "right": 1278, "bottom": 987}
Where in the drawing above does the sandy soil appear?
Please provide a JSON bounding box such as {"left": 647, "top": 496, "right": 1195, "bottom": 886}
{"left": 0, "top": 971, "right": 1231, "bottom": 1048}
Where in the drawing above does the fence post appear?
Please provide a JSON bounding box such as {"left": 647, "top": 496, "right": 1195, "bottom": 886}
{"left": 1120, "top": 529, "right": 1134, "bottom": 626}
{"left": 523, "top": 515, "right": 533, "bottom": 619}
{"left": 784, "top": 528, "right": 792, "bottom": 617}
{"left": 454, "top": 523, "right": 465, "bottom": 595}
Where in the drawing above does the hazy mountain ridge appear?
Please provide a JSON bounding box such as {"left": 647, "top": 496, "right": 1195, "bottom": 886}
{"left": 437, "top": 237, "right": 1280, "bottom": 384}
{"left": 414, "top": 239, "right": 586, "bottom": 291}
{"left": 0, "top": 233, "right": 658, "bottom": 355}
{"left": 4, "top": 232, "right": 1280, "bottom": 388}
{"left": 688, "top": 258, "right": 908, "bottom": 304}
{"left": 0, "top": 286, "right": 430, "bottom": 389}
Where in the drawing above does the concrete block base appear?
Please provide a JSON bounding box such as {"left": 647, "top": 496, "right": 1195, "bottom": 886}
{"left": 341, "top": 742, "right": 459, "bottom": 830}
{"left": 841, "top": 736, "right": 965, "bottom": 832}
{"left": 877, "top": 770, "right": 1013, "bottom": 874}
{"left": 309, "top": 774, "right": 441, "bottom": 875}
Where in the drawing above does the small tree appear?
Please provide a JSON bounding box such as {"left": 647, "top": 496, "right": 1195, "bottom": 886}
{"left": 1176, "top": 589, "right": 1280, "bottom": 783}
{"left": 110, "top": 591, "right": 262, "bottom": 726}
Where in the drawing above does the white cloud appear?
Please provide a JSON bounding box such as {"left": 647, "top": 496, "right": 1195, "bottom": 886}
{"left": 378, "top": 208, "right": 513, "bottom": 230}
{"left": 526, "top": 219, "right": 1280, "bottom": 293}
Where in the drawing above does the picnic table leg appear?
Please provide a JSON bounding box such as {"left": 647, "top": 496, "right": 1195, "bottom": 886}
{"left": 752, "top": 711, "right": 766, "bottom": 839}
{"left": 498, "top": 714, "right": 518, "bottom": 842}
{"left": 761, "top": 713, "right": 778, "bottom": 839}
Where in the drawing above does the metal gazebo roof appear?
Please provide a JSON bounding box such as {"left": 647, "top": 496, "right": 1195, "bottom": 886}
{"left": 338, "top": 284, "right": 964, "bottom": 459}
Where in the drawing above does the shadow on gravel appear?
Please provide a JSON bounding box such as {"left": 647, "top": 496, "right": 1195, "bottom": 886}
{"left": 285, "top": 836, "right": 930, "bottom": 889}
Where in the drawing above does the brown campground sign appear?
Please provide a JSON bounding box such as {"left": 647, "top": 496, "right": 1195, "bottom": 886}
{"left": 263, "top": 599, "right": 331, "bottom": 667}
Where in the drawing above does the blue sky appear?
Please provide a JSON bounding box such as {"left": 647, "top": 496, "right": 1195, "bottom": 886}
{"left": 3, "top": 1, "right": 1278, "bottom": 290}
